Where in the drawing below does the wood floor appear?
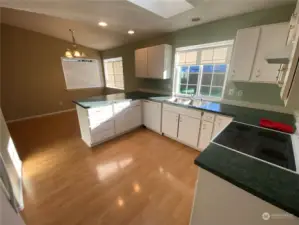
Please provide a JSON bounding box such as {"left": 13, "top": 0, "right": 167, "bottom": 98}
{"left": 8, "top": 111, "right": 199, "bottom": 225}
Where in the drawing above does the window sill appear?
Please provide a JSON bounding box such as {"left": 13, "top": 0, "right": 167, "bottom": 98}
{"left": 174, "top": 94, "right": 222, "bottom": 102}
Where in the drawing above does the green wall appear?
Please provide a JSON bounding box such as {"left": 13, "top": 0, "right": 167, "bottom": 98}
{"left": 102, "top": 4, "right": 295, "bottom": 106}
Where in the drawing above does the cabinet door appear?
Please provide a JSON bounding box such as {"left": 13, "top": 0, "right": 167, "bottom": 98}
{"left": 162, "top": 110, "right": 179, "bottom": 139}
{"left": 143, "top": 101, "right": 161, "bottom": 133}
{"left": 229, "top": 27, "right": 260, "bottom": 81}
{"left": 198, "top": 121, "right": 213, "bottom": 151}
{"left": 251, "top": 23, "right": 289, "bottom": 83}
{"left": 126, "top": 106, "right": 142, "bottom": 130}
{"left": 212, "top": 116, "right": 233, "bottom": 139}
{"left": 178, "top": 115, "right": 201, "bottom": 148}
{"left": 115, "top": 109, "right": 126, "bottom": 135}
{"left": 135, "top": 48, "right": 148, "bottom": 78}
{"left": 147, "top": 45, "right": 165, "bottom": 79}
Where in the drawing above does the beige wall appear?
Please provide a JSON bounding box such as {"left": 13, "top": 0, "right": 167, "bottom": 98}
{"left": 0, "top": 24, "right": 120, "bottom": 121}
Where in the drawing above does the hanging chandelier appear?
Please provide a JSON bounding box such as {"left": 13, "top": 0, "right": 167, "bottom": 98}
{"left": 64, "top": 29, "right": 86, "bottom": 58}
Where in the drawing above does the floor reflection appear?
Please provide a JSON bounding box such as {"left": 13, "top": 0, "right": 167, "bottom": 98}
{"left": 96, "top": 157, "right": 133, "bottom": 181}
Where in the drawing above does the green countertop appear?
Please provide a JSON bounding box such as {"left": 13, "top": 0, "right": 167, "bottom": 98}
{"left": 73, "top": 91, "right": 298, "bottom": 217}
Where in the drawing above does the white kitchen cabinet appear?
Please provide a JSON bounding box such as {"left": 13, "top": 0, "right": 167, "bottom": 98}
{"left": 229, "top": 27, "right": 260, "bottom": 81}
{"left": 212, "top": 115, "right": 233, "bottom": 139}
{"left": 251, "top": 23, "right": 289, "bottom": 83}
{"left": 115, "top": 101, "right": 142, "bottom": 135}
{"left": 178, "top": 115, "right": 201, "bottom": 148}
{"left": 135, "top": 48, "right": 148, "bottom": 78}
{"left": 135, "top": 44, "right": 172, "bottom": 79}
{"left": 198, "top": 121, "right": 213, "bottom": 151}
{"left": 162, "top": 110, "right": 179, "bottom": 139}
{"left": 143, "top": 100, "right": 162, "bottom": 133}
{"left": 126, "top": 105, "right": 142, "bottom": 130}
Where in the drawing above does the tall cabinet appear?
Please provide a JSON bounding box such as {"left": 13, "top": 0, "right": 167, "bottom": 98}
{"left": 135, "top": 44, "right": 172, "bottom": 79}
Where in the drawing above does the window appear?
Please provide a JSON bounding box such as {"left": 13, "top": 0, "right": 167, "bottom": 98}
{"left": 61, "top": 58, "right": 104, "bottom": 90}
{"left": 104, "top": 57, "right": 124, "bottom": 89}
{"left": 174, "top": 40, "right": 233, "bottom": 99}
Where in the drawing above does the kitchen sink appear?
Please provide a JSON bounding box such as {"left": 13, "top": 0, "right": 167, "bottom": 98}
{"left": 166, "top": 97, "right": 208, "bottom": 107}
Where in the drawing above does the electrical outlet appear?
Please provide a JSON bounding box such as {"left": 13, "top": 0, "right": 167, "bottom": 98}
{"left": 228, "top": 88, "right": 234, "bottom": 96}
{"left": 237, "top": 90, "right": 243, "bottom": 97}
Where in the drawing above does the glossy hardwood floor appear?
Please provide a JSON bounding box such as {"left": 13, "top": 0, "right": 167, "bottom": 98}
{"left": 8, "top": 111, "right": 199, "bottom": 225}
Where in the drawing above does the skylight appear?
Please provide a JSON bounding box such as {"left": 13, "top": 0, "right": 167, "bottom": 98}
{"left": 127, "top": 0, "right": 194, "bottom": 19}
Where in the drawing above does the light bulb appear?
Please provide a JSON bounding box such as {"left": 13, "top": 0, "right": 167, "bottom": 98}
{"left": 98, "top": 21, "right": 107, "bottom": 27}
{"left": 128, "top": 30, "right": 135, "bottom": 35}
{"left": 65, "top": 50, "right": 73, "bottom": 58}
{"left": 73, "top": 50, "right": 81, "bottom": 57}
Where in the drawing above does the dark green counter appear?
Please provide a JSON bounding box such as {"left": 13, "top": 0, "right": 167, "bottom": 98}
{"left": 73, "top": 91, "right": 298, "bottom": 217}
{"left": 195, "top": 143, "right": 299, "bottom": 217}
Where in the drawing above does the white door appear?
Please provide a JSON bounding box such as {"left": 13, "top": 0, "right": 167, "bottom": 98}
{"left": 135, "top": 48, "right": 148, "bottom": 78}
{"left": 178, "top": 115, "right": 201, "bottom": 148}
{"left": 162, "top": 110, "right": 179, "bottom": 139}
{"left": 126, "top": 106, "right": 142, "bottom": 130}
{"left": 198, "top": 121, "right": 213, "bottom": 151}
{"left": 251, "top": 23, "right": 289, "bottom": 83}
{"left": 147, "top": 45, "right": 164, "bottom": 79}
{"left": 212, "top": 116, "right": 233, "bottom": 139}
{"left": 229, "top": 27, "right": 260, "bottom": 81}
{"left": 143, "top": 101, "right": 161, "bottom": 133}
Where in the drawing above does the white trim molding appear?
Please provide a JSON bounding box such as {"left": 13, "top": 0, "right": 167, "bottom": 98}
{"left": 175, "top": 40, "right": 234, "bottom": 52}
{"left": 6, "top": 108, "right": 76, "bottom": 123}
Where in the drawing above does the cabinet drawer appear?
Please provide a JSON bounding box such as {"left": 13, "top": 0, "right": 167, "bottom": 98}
{"left": 163, "top": 103, "right": 181, "bottom": 113}
{"left": 91, "top": 128, "right": 115, "bottom": 144}
{"left": 88, "top": 105, "right": 113, "bottom": 119}
{"left": 215, "top": 115, "right": 232, "bottom": 124}
{"left": 90, "top": 120, "right": 114, "bottom": 134}
{"left": 179, "top": 108, "right": 202, "bottom": 119}
{"left": 202, "top": 112, "right": 215, "bottom": 123}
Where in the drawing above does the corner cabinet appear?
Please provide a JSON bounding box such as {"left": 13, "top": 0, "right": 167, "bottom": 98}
{"left": 135, "top": 44, "right": 172, "bottom": 79}
{"left": 229, "top": 22, "right": 289, "bottom": 83}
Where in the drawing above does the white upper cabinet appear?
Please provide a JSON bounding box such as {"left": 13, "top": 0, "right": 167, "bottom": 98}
{"left": 229, "top": 27, "right": 260, "bottom": 82}
{"left": 135, "top": 44, "right": 172, "bottom": 79}
{"left": 135, "top": 48, "right": 148, "bottom": 78}
{"left": 251, "top": 23, "right": 289, "bottom": 83}
{"left": 229, "top": 23, "right": 289, "bottom": 83}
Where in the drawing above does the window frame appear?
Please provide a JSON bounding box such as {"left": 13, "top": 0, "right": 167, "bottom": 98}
{"left": 173, "top": 40, "right": 234, "bottom": 101}
{"left": 103, "top": 57, "right": 125, "bottom": 90}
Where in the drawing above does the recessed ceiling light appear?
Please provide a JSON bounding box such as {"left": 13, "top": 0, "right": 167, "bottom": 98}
{"left": 128, "top": 30, "right": 135, "bottom": 35}
{"left": 98, "top": 21, "right": 107, "bottom": 27}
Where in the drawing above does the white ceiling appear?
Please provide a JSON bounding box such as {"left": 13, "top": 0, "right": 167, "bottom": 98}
{"left": 0, "top": 0, "right": 296, "bottom": 51}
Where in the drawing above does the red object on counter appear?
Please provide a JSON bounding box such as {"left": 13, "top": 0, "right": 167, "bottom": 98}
{"left": 259, "top": 119, "right": 294, "bottom": 133}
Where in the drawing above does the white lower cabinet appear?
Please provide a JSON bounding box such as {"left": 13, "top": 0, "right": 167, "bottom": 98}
{"left": 198, "top": 121, "right": 213, "bottom": 151}
{"left": 178, "top": 115, "right": 201, "bottom": 148}
{"left": 126, "top": 105, "right": 142, "bottom": 130}
{"left": 212, "top": 115, "right": 233, "bottom": 139}
{"left": 143, "top": 100, "right": 162, "bottom": 133}
{"left": 162, "top": 110, "right": 179, "bottom": 139}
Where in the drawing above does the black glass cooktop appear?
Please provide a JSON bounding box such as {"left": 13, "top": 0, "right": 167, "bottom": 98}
{"left": 213, "top": 122, "right": 296, "bottom": 171}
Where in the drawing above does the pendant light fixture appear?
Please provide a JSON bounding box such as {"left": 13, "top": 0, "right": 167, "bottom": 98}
{"left": 64, "top": 29, "right": 86, "bottom": 58}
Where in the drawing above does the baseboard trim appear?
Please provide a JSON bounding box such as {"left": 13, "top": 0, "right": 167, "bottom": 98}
{"left": 6, "top": 108, "right": 76, "bottom": 123}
